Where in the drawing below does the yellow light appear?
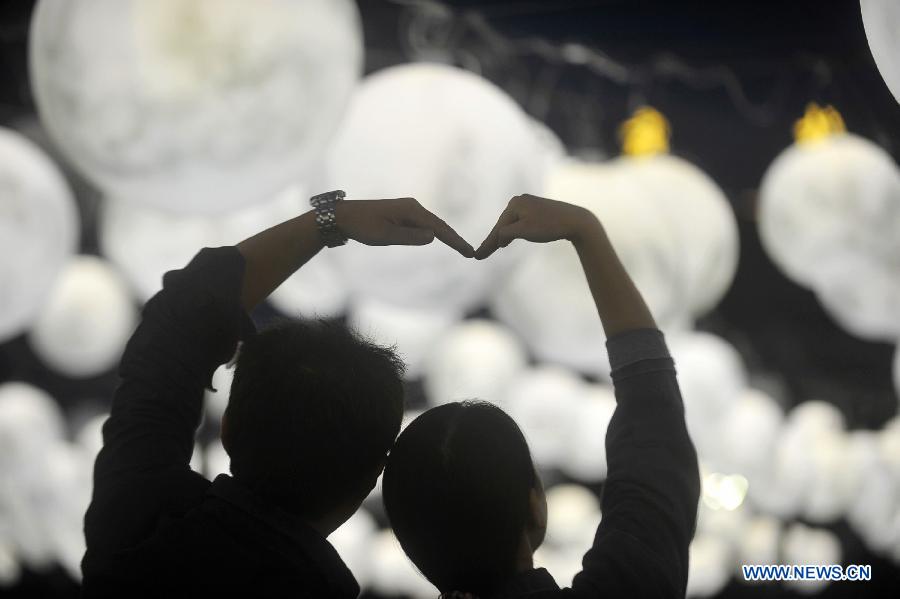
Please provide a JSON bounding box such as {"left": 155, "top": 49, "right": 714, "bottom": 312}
{"left": 619, "top": 106, "right": 671, "bottom": 157}
{"left": 793, "top": 103, "right": 846, "bottom": 145}
{"left": 702, "top": 472, "right": 749, "bottom": 511}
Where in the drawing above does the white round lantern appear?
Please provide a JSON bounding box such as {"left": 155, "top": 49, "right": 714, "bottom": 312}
{"left": 561, "top": 384, "right": 617, "bottom": 482}
{"left": 101, "top": 185, "right": 347, "bottom": 315}
{"left": 738, "top": 515, "right": 781, "bottom": 568}
{"left": 668, "top": 332, "right": 748, "bottom": 459}
{"left": 686, "top": 534, "right": 733, "bottom": 598}
{"left": 28, "top": 255, "right": 137, "bottom": 378}
{"left": 349, "top": 299, "right": 459, "bottom": 379}
{"left": 861, "top": 0, "right": 900, "bottom": 105}
{"left": 423, "top": 319, "right": 528, "bottom": 407}
{"left": 491, "top": 158, "right": 684, "bottom": 378}
{"left": 718, "top": 388, "right": 783, "bottom": 477}
{"left": 505, "top": 366, "right": 584, "bottom": 470}
{"left": 324, "top": 63, "right": 543, "bottom": 312}
{"left": 30, "top": 0, "right": 362, "bottom": 214}
{"left": 544, "top": 484, "right": 601, "bottom": 551}
{"left": 369, "top": 530, "right": 438, "bottom": 599}
{"left": 0, "top": 127, "right": 78, "bottom": 342}
{"left": 0, "top": 383, "right": 66, "bottom": 465}
{"left": 782, "top": 523, "right": 842, "bottom": 594}
{"left": 609, "top": 108, "right": 739, "bottom": 318}
{"left": 327, "top": 509, "right": 377, "bottom": 590}
{"left": 758, "top": 104, "right": 900, "bottom": 341}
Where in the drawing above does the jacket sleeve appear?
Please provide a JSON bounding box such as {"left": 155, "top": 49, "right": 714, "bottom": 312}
{"left": 83, "top": 247, "right": 256, "bottom": 568}
{"left": 567, "top": 328, "right": 701, "bottom": 598}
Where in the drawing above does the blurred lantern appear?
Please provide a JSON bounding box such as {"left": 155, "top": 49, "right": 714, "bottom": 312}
{"left": 532, "top": 545, "right": 584, "bottom": 589}
{"left": 861, "top": 0, "right": 900, "bottom": 105}
{"left": 782, "top": 523, "right": 841, "bottom": 594}
{"left": 544, "top": 484, "right": 601, "bottom": 551}
{"left": 609, "top": 108, "right": 739, "bottom": 318}
{"left": 29, "top": 0, "right": 362, "bottom": 214}
{"left": 0, "top": 127, "right": 78, "bottom": 342}
{"left": 323, "top": 63, "right": 543, "bottom": 313}
{"left": 40, "top": 442, "right": 92, "bottom": 580}
{"left": 560, "top": 384, "right": 617, "bottom": 482}
{"left": 349, "top": 299, "right": 458, "bottom": 379}
{"left": 718, "top": 389, "right": 783, "bottom": 477}
{"left": 505, "top": 366, "right": 584, "bottom": 470}
{"left": 75, "top": 412, "right": 108, "bottom": 463}
{"left": 737, "top": 515, "right": 782, "bottom": 570}
{"left": 0, "top": 540, "right": 19, "bottom": 587}
{"left": 28, "top": 255, "right": 137, "bottom": 378}
{"left": 686, "top": 534, "right": 733, "bottom": 598}
{"left": 327, "top": 509, "right": 377, "bottom": 590}
{"left": 668, "top": 332, "right": 748, "bottom": 458}
{"left": 492, "top": 157, "right": 683, "bottom": 378}
{"left": 423, "top": 319, "right": 528, "bottom": 407}
{"left": 0, "top": 383, "right": 66, "bottom": 464}
{"left": 369, "top": 530, "right": 438, "bottom": 599}
{"left": 758, "top": 104, "right": 900, "bottom": 341}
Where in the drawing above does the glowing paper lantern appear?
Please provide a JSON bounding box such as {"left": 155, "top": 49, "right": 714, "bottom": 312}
{"left": 327, "top": 509, "right": 377, "bottom": 590}
{"left": 609, "top": 108, "right": 739, "bottom": 317}
{"left": 668, "top": 332, "right": 747, "bottom": 458}
{"left": 324, "top": 63, "right": 543, "bottom": 312}
{"left": 782, "top": 524, "right": 841, "bottom": 594}
{"left": 561, "top": 384, "right": 617, "bottom": 482}
{"left": 0, "top": 541, "right": 20, "bottom": 587}
{"left": 492, "top": 158, "right": 684, "bottom": 378}
{"left": 369, "top": 530, "right": 438, "bottom": 599}
{"left": 30, "top": 0, "right": 363, "bottom": 214}
{"left": 544, "top": 484, "right": 601, "bottom": 551}
{"left": 686, "top": 534, "right": 733, "bottom": 598}
{"left": 505, "top": 366, "right": 584, "bottom": 470}
{"left": 0, "top": 383, "right": 66, "bottom": 463}
{"left": 0, "top": 127, "right": 78, "bottom": 342}
{"left": 758, "top": 104, "right": 900, "bottom": 341}
{"left": 28, "top": 256, "right": 137, "bottom": 377}
{"left": 718, "top": 389, "right": 783, "bottom": 477}
{"left": 423, "top": 319, "right": 528, "bottom": 407}
{"left": 738, "top": 516, "right": 782, "bottom": 568}
{"left": 861, "top": 0, "right": 900, "bottom": 105}
{"left": 349, "top": 300, "right": 459, "bottom": 379}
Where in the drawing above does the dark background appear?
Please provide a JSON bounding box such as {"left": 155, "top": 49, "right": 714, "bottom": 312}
{"left": 1, "top": 0, "right": 898, "bottom": 597}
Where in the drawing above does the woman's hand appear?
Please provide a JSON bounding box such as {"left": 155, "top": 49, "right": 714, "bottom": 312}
{"left": 474, "top": 194, "right": 600, "bottom": 259}
{"left": 336, "top": 197, "right": 474, "bottom": 257}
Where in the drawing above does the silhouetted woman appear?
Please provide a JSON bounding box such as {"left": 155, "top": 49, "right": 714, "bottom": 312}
{"left": 383, "top": 194, "right": 701, "bottom": 598}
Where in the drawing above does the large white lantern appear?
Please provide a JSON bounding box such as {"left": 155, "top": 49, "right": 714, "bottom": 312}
{"left": 781, "top": 524, "right": 841, "bottom": 594}
{"left": 561, "top": 384, "right": 617, "bottom": 482}
{"left": 423, "top": 319, "right": 528, "bottom": 407}
{"left": 758, "top": 104, "right": 900, "bottom": 341}
{"left": 323, "top": 63, "right": 544, "bottom": 313}
{"left": 608, "top": 108, "right": 739, "bottom": 318}
{"left": 861, "top": 0, "right": 900, "bottom": 105}
{"left": 543, "top": 484, "right": 602, "bottom": 551}
{"left": 28, "top": 255, "right": 137, "bottom": 378}
{"left": 29, "top": 0, "right": 362, "bottom": 214}
{"left": 491, "top": 158, "right": 684, "bottom": 378}
{"left": 0, "top": 127, "right": 78, "bottom": 342}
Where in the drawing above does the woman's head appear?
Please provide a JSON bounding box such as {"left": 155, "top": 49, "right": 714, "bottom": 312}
{"left": 383, "top": 401, "right": 547, "bottom": 596}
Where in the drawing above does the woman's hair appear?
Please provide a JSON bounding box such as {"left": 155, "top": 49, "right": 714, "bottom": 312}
{"left": 382, "top": 401, "right": 538, "bottom": 596}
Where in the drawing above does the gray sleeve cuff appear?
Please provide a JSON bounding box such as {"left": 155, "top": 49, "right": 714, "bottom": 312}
{"left": 606, "top": 328, "right": 672, "bottom": 372}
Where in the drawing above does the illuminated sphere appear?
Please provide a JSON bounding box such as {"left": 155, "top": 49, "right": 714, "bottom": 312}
{"left": 759, "top": 132, "right": 900, "bottom": 341}
{"left": 423, "top": 319, "right": 528, "bottom": 407}
{"left": 100, "top": 185, "right": 310, "bottom": 300}
{"left": 561, "top": 384, "right": 617, "bottom": 482}
{"left": 544, "top": 484, "right": 601, "bottom": 550}
{"left": 667, "top": 332, "right": 747, "bottom": 457}
{"left": 30, "top": 0, "right": 362, "bottom": 214}
{"left": 718, "top": 389, "right": 783, "bottom": 476}
{"left": 369, "top": 530, "right": 438, "bottom": 599}
{"left": 505, "top": 366, "right": 584, "bottom": 470}
{"left": 492, "top": 159, "right": 686, "bottom": 378}
{"left": 738, "top": 516, "right": 781, "bottom": 567}
{"left": 0, "top": 382, "right": 66, "bottom": 463}
{"left": 324, "top": 63, "right": 543, "bottom": 312}
{"left": 349, "top": 299, "right": 458, "bottom": 379}
{"left": 327, "top": 509, "right": 376, "bottom": 590}
{"left": 606, "top": 154, "right": 739, "bottom": 318}
{"left": 686, "top": 534, "right": 732, "bottom": 598}
{"left": 782, "top": 523, "right": 841, "bottom": 594}
{"left": 861, "top": 0, "right": 900, "bottom": 105}
{"left": 28, "top": 256, "right": 137, "bottom": 377}
{"left": 0, "top": 127, "right": 78, "bottom": 342}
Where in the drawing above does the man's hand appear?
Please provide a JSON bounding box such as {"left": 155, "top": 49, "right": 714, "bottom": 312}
{"left": 474, "top": 194, "right": 600, "bottom": 259}
{"left": 336, "top": 198, "right": 475, "bottom": 258}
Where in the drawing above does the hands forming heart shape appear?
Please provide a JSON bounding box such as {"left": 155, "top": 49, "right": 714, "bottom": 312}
{"left": 334, "top": 194, "right": 599, "bottom": 259}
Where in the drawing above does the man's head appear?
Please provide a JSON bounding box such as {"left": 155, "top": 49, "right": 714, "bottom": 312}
{"left": 383, "top": 401, "right": 547, "bottom": 597}
{"left": 222, "top": 319, "right": 405, "bottom": 531}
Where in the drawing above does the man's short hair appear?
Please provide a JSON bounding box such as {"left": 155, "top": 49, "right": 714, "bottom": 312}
{"left": 224, "top": 318, "right": 405, "bottom": 519}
